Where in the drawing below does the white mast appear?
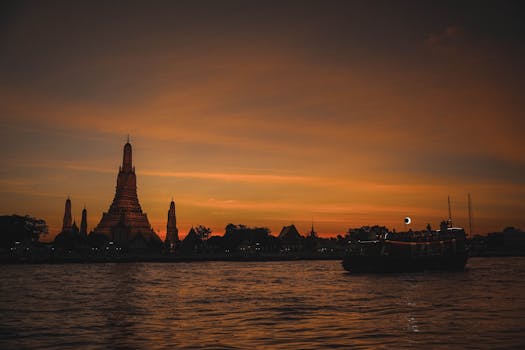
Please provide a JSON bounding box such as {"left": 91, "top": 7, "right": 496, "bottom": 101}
{"left": 447, "top": 195, "right": 452, "bottom": 227}
{"left": 468, "top": 193, "right": 473, "bottom": 238}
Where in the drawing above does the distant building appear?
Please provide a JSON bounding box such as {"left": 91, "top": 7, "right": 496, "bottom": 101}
{"left": 54, "top": 197, "right": 85, "bottom": 249}
{"left": 165, "top": 200, "right": 179, "bottom": 250}
{"left": 180, "top": 227, "right": 203, "bottom": 253}
{"left": 278, "top": 224, "right": 301, "bottom": 241}
{"left": 61, "top": 197, "right": 72, "bottom": 234}
{"left": 58, "top": 197, "right": 87, "bottom": 236}
{"left": 303, "top": 224, "right": 319, "bottom": 252}
{"left": 91, "top": 139, "right": 162, "bottom": 249}
{"left": 308, "top": 223, "right": 317, "bottom": 238}
{"left": 80, "top": 207, "right": 88, "bottom": 237}
{"left": 278, "top": 224, "right": 303, "bottom": 252}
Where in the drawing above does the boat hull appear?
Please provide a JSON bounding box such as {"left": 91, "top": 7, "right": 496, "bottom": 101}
{"left": 342, "top": 252, "right": 468, "bottom": 273}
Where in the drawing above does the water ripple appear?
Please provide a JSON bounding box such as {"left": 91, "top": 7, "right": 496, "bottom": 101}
{"left": 1, "top": 258, "right": 525, "bottom": 349}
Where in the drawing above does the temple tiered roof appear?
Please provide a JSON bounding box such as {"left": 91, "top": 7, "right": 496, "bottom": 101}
{"left": 92, "top": 140, "right": 161, "bottom": 246}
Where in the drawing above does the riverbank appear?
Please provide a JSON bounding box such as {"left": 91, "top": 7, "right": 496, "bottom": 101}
{"left": 0, "top": 253, "right": 345, "bottom": 264}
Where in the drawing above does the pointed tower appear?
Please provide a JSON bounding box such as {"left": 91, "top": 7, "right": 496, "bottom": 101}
{"left": 165, "top": 199, "right": 179, "bottom": 245}
{"left": 80, "top": 206, "right": 88, "bottom": 237}
{"left": 92, "top": 139, "right": 161, "bottom": 246}
{"left": 62, "top": 197, "right": 72, "bottom": 233}
{"left": 309, "top": 222, "right": 317, "bottom": 238}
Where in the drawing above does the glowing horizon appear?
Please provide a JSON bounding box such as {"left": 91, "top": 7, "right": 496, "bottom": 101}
{"left": 10, "top": 137, "right": 522, "bottom": 241}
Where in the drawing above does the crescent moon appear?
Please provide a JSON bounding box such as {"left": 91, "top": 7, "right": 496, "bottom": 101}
{"left": 404, "top": 217, "right": 411, "bottom": 225}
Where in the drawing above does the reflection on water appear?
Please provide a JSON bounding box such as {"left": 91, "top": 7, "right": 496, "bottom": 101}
{"left": 1, "top": 258, "right": 525, "bottom": 349}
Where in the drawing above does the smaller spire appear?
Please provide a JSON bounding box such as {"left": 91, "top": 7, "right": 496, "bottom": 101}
{"left": 166, "top": 199, "right": 179, "bottom": 243}
{"left": 127, "top": 134, "right": 130, "bottom": 143}
{"left": 309, "top": 220, "right": 317, "bottom": 237}
{"left": 80, "top": 205, "right": 88, "bottom": 237}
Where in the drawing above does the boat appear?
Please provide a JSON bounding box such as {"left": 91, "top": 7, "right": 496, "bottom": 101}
{"left": 342, "top": 221, "right": 468, "bottom": 273}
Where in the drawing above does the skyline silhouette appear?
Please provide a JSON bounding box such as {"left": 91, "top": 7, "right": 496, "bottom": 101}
{"left": 13, "top": 138, "right": 522, "bottom": 242}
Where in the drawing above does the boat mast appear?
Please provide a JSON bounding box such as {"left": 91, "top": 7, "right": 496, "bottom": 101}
{"left": 468, "top": 193, "right": 473, "bottom": 238}
{"left": 447, "top": 195, "right": 452, "bottom": 228}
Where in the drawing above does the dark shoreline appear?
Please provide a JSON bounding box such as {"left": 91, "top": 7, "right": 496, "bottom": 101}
{"left": 0, "top": 254, "right": 344, "bottom": 265}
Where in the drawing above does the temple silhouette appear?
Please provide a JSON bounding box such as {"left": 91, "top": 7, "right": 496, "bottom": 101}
{"left": 47, "top": 139, "right": 349, "bottom": 260}
{"left": 91, "top": 139, "right": 162, "bottom": 247}
{"left": 80, "top": 206, "right": 87, "bottom": 237}
{"left": 165, "top": 199, "right": 180, "bottom": 250}
{"left": 62, "top": 197, "right": 72, "bottom": 233}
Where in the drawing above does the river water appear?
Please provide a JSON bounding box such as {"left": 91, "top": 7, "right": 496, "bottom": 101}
{"left": 1, "top": 258, "right": 524, "bottom": 349}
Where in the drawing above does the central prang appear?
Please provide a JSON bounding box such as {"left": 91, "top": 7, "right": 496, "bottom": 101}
{"left": 91, "top": 140, "right": 161, "bottom": 248}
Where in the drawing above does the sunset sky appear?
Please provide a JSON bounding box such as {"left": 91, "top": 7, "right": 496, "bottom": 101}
{"left": 1, "top": 1, "right": 524, "bottom": 240}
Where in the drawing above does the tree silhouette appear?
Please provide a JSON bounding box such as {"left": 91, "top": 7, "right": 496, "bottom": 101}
{"left": 195, "top": 225, "right": 212, "bottom": 240}
{"left": 0, "top": 215, "right": 48, "bottom": 248}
